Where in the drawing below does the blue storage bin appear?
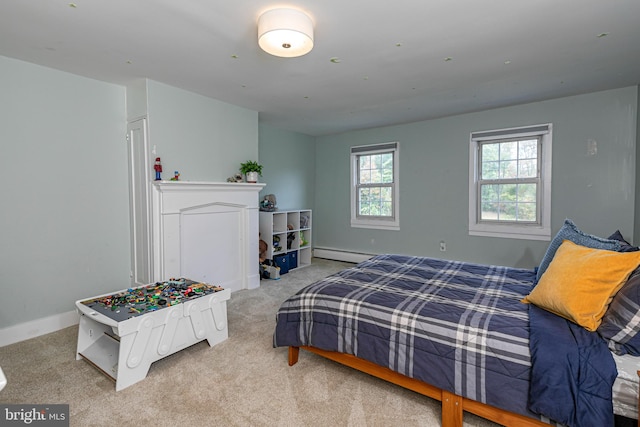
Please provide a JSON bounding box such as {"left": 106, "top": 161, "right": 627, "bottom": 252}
{"left": 288, "top": 251, "right": 298, "bottom": 269}
{"left": 274, "top": 254, "right": 289, "bottom": 274}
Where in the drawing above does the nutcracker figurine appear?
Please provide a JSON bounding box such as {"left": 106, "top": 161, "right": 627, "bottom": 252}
{"left": 154, "top": 157, "right": 162, "bottom": 181}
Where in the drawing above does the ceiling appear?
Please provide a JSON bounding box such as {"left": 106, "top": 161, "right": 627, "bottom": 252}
{"left": 1, "top": 1, "right": 639, "bottom": 137}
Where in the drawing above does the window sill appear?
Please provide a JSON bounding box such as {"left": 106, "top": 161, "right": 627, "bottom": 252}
{"left": 469, "top": 224, "right": 550, "bottom": 241}
{"left": 351, "top": 220, "right": 400, "bottom": 231}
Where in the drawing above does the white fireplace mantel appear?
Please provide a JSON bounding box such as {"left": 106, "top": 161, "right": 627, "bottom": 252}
{"left": 151, "top": 181, "right": 265, "bottom": 292}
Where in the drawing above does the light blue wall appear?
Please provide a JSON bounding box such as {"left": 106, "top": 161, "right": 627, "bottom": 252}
{"left": 145, "top": 80, "right": 258, "bottom": 182}
{"left": 0, "top": 56, "right": 130, "bottom": 328}
{"left": 314, "top": 87, "right": 638, "bottom": 268}
{"left": 258, "top": 124, "right": 315, "bottom": 210}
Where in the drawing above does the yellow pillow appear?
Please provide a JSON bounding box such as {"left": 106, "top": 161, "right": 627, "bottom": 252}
{"left": 522, "top": 239, "right": 640, "bottom": 331}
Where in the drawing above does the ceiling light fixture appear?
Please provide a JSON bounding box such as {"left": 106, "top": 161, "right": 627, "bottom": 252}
{"left": 258, "top": 8, "right": 314, "bottom": 58}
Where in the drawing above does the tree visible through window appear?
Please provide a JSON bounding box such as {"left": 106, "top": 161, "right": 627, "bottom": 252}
{"left": 479, "top": 138, "right": 539, "bottom": 222}
{"left": 351, "top": 142, "right": 399, "bottom": 230}
{"left": 357, "top": 152, "right": 394, "bottom": 217}
{"left": 469, "top": 124, "right": 552, "bottom": 240}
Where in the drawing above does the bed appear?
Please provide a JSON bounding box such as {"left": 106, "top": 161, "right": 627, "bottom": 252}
{"left": 273, "top": 220, "right": 640, "bottom": 427}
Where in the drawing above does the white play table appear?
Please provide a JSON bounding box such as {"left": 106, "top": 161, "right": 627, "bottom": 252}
{"left": 75, "top": 279, "right": 230, "bottom": 391}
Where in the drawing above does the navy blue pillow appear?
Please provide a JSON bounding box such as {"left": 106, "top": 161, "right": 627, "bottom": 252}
{"left": 607, "top": 230, "right": 640, "bottom": 252}
{"left": 536, "top": 219, "right": 621, "bottom": 282}
{"left": 598, "top": 231, "right": 640, "bottom": 354}
{"left": 598, "top": 270, "right": 640, "bottom": 355}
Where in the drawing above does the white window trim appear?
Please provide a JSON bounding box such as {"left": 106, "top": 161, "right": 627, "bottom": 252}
{"left": 468, "top": 124, "right": 552, "bottom": 241}
{"left": 350, "top": 142, "right": 400, "bottom": 231}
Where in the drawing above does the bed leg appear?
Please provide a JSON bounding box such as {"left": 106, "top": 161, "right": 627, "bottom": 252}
{"left": 288, "top": 346, "right": 299, "bottom": 366}
{"left": 442, "top": 390, "right": 463, "bottom": 427}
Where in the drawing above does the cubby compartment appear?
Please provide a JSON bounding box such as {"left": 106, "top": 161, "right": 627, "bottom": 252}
{"left": 272, "top": 212, "right": 288, "bottom": 233}
{"left": 286, "top": 211, "right": 300, "bottom": 231}
{"left": 299, "top": 230, "right": 311, "bottom": 248}
{"left": 272, "top": 232, "right": 286, "bottom": 254}
{"left": 298, "top": 247, "right": 312, "bottom": 268}
{"left": 299, "top": 211, "right": 311, "bottom": 229}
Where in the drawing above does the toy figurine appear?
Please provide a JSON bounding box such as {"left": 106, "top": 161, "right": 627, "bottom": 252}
{"left": 154, "top": 157, "right": 162, "bottom": 181}
{"left": 259, "top": 194, "right": 277, "bottom": 212}
{"left": 226, "top": 173, "right": 244, "bottom": 183}
{"left": 171, "top": 171, "right": 180, "bottom": 181}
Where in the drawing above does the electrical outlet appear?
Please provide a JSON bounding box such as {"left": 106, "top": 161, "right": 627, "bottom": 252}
{"left": 439, "top": 241, "right": 446, "bottom": 252}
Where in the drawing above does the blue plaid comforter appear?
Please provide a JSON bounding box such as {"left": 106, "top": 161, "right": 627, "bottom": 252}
{"left": 274, "top": 254, "right": 543, "bottom": 420}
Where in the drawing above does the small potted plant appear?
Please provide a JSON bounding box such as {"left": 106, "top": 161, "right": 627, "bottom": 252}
{"left": 239, "top": 160, "right": 263, "bottom": 183}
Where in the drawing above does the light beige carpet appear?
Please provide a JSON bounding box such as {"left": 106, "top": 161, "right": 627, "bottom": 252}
{"left": 0, "top": 258, "right": 499, "bottom": 427}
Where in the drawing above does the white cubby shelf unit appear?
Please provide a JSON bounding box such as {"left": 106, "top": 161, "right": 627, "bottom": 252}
{"left": 259, "top": 209, "right": 312, "bottom": 270}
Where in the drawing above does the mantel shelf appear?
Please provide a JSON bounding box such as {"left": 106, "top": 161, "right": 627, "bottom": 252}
{"left": 153, "top": 181, "right": 266, "bottom": 192}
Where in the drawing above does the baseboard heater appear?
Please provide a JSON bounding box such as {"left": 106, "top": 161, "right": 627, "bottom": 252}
{"left": 313, "top": 248, "right": 374, "bottom": 264}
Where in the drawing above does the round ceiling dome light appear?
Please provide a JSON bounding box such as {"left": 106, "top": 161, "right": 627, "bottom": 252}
{"left": 258, "top": 8, "right": 314, "bottom": 58}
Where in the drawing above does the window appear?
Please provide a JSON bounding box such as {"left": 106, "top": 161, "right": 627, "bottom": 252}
{"left": 469, "top": 124, "right": 552, "bottom": 240}
{"left": 350, "top": 142, "right": 399, "bottom": 230}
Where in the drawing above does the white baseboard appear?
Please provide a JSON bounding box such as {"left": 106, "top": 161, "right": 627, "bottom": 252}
{"left": 0, "top": 310, "right": 79, "bottom": 347}
{"left": 313, "top": 248, "right": 374, "bottom": 264}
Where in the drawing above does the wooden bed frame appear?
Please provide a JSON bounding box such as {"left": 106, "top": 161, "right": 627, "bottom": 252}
{"left": 288, "top": 345, "right": 548, "bottom": 427}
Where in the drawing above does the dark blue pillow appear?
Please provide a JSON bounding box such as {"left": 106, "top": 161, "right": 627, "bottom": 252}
{"left": 536, "top": 219, "right": 621, "bottom": 282}
{"left": 598, "top": 270, "right": 640, "bottom": 355}
{"left": 607, "top": 230, "right": 640, "bottom": 252}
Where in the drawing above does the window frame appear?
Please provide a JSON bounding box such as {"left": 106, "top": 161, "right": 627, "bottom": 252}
{"left": 468, "top": 124, "right": 552, "bottom": 240}
{"left": 350, "top": 142, "right": 400, "bottom": 230}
